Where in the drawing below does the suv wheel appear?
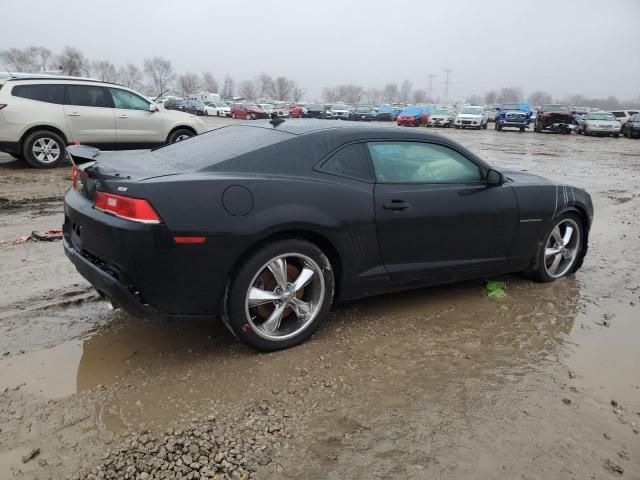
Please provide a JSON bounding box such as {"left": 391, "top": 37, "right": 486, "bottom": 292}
{"left": 167, "top": 129, "right": 194, "bottom": 144}
{"left": 22, "top": 130, "right": 66, "bottom": 168}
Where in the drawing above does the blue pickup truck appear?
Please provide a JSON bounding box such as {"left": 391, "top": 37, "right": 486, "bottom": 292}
{"left": 495, "top": 102, "right": 532, "bottom": 132}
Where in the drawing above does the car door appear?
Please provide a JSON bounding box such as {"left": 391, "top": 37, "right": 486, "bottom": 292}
{"left": 63, "top": 84, "right": 116, "bottom": 145}
{"left": 369, "top": 141, "right": 518, "bottom": 283}
{"left": 108, "top": 87, "right": 164, "bottom": 145}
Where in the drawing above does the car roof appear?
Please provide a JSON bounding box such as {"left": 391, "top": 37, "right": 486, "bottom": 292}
{"left": 237, "top": 119, "right": 450, "bottom": 140}
{"left": 4, "top": 76, "right": 122, "bottom": 86}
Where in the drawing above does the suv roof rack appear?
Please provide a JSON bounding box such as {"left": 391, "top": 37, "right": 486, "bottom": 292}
{"left": 4, "top": 74, "right": 121, "bottom": 86}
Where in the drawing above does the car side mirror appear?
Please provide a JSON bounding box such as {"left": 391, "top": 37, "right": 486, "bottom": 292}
{"left": 149, "top": 103, "right": 158, "bottom": 112}
{"left": 571, "top": 111, "right": 576, "bottom": 115}
{"left": 486, "top": 168, "right": 503, "bottom": 186}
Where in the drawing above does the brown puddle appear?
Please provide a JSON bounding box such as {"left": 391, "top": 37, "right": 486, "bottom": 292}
{"left": 566, "top": 304, "right": 640, "bottom": 406}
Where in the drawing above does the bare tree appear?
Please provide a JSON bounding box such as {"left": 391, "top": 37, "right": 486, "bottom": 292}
{"left": 496, "top": 86, "right": 524, "bottom": 104}
{"left": 274, "top": 76, "right": 293, "bottom": 101}
{"left": 238, "top": 80, "right": 257, "bottom": 100}
{"left": 256, "top": 73, "right": 275, "bottom": 98}
{"left": 383, "top": 83, "right": 399, "bottom": 103}
{"left": 35, "top": 47, "right": 52, "bottom": 71}
{"left": 411, "top": 89, "right": 427, "bottom": 104}
{"left": 118, "top": 64, "right": 143, "bottom": 90}
{"left": 484, "top": 90, "right": 498, "bottom": 105}
{"left": 399, "top": 80, "right": 412, "bottom": 104}
{"left": 322, "top": 87, "right": 340, "bottom": 103}
{"left": 92, "top": 60, "right": 117, "bottom": 83}
{"left": 177, "top": 72, "right": 201, "bottom": 96}
{"left": 144, "top": 56, "right": 175, "bottom": 96}
{"left": 221, "top": 75, "right": 235, "bottom": 98}
{"left": 527, "top": 90, "right": 552, "bottom": 107}
{"left": 336, "top": 85, "right": 363, "bottom": 104}
{"left": 365, "top": 88, "right": 383, "bottom": 105}
{"left": 465, "top": 94, "right": 483, "bottom": 105}
{"left": 56, "top": 46, "right": 89, "bottom": 76}
{"left": 291, "top": 82, "right": 306, "bottom": 103}
{"left": 201, "top": 72, "right": 219, "bottom": 93}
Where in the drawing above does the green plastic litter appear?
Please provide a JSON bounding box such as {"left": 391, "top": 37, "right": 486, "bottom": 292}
{"left": 486, "top": 280, "right": 507, "bottom": 299}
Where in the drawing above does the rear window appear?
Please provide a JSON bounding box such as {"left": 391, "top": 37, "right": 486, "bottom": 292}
{"left": 151, "top": 125, "right": 294, "bottom": 170}
{"left": 12, "top": 84, "right": 65, "bottom": 104}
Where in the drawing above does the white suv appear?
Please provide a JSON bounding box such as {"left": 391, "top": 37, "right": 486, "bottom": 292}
{"left": 0, "top": 77, "right": 207, "bottom": 168}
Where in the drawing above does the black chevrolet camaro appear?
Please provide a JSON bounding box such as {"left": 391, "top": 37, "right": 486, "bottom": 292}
{"left": 63, "top": 120, "right": 593, "bottom": 351}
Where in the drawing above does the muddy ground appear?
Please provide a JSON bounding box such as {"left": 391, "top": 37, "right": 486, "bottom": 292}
{"left": 1, "top": 117, "right": 639, "bottom": 479}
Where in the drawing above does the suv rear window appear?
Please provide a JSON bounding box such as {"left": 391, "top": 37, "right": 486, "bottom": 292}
{"left": 66, "top": 85, "right": 109, "bottom": 108}
{"left": 12, "top": 84, "right": 65, "bottom": 104}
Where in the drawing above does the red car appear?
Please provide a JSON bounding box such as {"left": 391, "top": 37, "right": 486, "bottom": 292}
{"left": 396, "top": 107, "right": 430, "bottom": 127}
{"left": 288, "top": 105, "right": 304, "bottom": 118}
{"left": 230, "top": 103, "right": 269, "bottom": 120}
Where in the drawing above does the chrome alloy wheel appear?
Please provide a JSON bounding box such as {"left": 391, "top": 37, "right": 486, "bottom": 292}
{"left": 32, "top": 137, "right": 61, "bottom": 164}
{"left": 544, "top": 218, "right": 580, "bottom": 278}
{"left": 245, "top": 253, "right": 325, "bottom": 341}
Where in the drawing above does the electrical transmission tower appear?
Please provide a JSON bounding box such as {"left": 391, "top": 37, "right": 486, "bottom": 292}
{"left": 443, "top": 69, "right": 452, "bottom": 103}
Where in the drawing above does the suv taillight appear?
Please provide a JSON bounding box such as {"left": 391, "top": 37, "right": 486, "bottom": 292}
{"left": 94, "top": 191, "right": 162, "bottom": 224}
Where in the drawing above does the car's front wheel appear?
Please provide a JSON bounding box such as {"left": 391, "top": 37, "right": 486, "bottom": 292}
{"left": 526, "top": 213, "right": 583, "bottom": 282}
{"left": 225, "top": 239, "right": 335, "bottom": 351}
{"left": 22, "top": 130, "right": 66, "bottom": 168}
{"left": 167, "top": 128, "right": 195, "bottom": 143}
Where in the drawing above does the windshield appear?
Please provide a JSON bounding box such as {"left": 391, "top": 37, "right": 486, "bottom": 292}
{"left": 501, "top": 103, "right": 520, "bottom": 110}
{"left": 434, "top": 109, "right": 451, "bottom": 115}
{"left": 260, "top": 104, "right": 274, "bottom": 111}
{"left": 218, "top": 102, "right": 229, "bottom": 108}
{"left": 244, "top": 104, "right": 261, "bottom": 110}
{"left": 400, "top": 107, "right": 422, "bottom": 116}
{"left": 461, "top": 107, "right": 482, "bottom": 115}
{"left": 587, "top": 113, "right": 616, "bottom": 121}
{"left": 332, "top": 104, "right": 348, "bottom": 110}
{"left": 542, "top": 105, "right": 570, "bottom": 113}
{"left": 355, "top": 106, "right": 371, "bottom": 112}
{"left": 308, "top": 104, "right": 323, "bottom": 110}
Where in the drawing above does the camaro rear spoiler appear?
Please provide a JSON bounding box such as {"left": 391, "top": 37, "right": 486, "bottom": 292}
{"left": 66, "top": 145, "right": 101, "bottom": 169}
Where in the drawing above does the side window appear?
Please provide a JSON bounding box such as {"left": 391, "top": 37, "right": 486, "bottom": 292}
{"left": 321, "top": 143, "right": 373, "bottom": 181}
{"left": 612, "top": 112, "right": 625, "bottom": 118}
{"left": 367, "top": 142, "right": 482, "bottom": 183}
{"left": 66, "top": 85, "right": 109, "bottom": 108}
{"left": 109, "top": 88, "right": 150, "bottom": 110}
{"left": 12, "top": 84, "right": 64, "bottom": 104}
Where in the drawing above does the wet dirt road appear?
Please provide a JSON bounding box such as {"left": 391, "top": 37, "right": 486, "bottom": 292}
{"left": 1, "top": 118, "right": 639, "bottom": 479}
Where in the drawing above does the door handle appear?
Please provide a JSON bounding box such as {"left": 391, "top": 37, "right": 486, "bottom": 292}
{"left": 67, "top": 112, "right": 80, "bottom": 116}
{"left": 117, "top": 114, "right": 128, "bottom": 119}
{"left": 383, "top": 200, "right": 411, "bottom": 211}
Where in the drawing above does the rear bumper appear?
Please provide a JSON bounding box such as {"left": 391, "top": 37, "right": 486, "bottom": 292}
{"left": 63, "top": 189, "right": 234, "bottom": 320}
{"left": 0, "top": 141, "right": 20, "bottom": 155}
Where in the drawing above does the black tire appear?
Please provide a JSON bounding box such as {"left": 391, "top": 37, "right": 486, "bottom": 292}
{"left": 166, "top": 128, "right": 195, "bottom": 144}
{"left": 525, "top": 212, "right": 584, "bottom": 283}
{"left": 217, "top": 111, "right": 221, "bottom": 117}
{"left": 483, "top": 122, "right": 488, "bottom": 129}
{"left": 225, "top": 239, "right": 335, "bottom": 351}
{"left": 613, "top": 133, "right": 619, "bottom": 138}
{"left": 519, "top": 126, "right": 525, "bottom": 132}
{"left": 496, "top": 123, "right": 503, "bottom": 131}
{"left": 22, "top": 130, "right": 67, "bottom": 168}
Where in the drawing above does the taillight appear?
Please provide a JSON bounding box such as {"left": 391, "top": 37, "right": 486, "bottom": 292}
{"left": 94, "top": 191, "right": 162, "bottom": 224}
{"left": 71, "top": 165, "right": 87, "bottom": 191}
{"left": 0, "top": 104, "right": 7, "bottom": 110}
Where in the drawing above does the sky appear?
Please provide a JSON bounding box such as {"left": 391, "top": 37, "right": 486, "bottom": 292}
{"left": 1, "top": 0, "right": 639, "bottom": 102}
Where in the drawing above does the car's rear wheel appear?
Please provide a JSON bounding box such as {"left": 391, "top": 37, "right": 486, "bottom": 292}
{"left": 225, "top": 239, "right": 334, "bottom": 351}
{"left": 22, "top": 130, "right": 66, "bottom": 168}
{"left": 526, "top": 213, "right": 583, "bottom": 283}
{"left": 167, "top": 128, "right": 194, "bottom": 143}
